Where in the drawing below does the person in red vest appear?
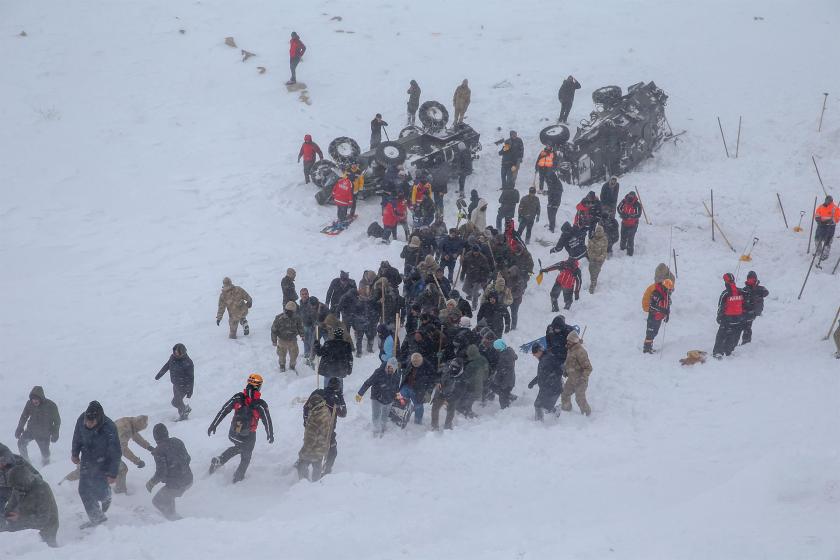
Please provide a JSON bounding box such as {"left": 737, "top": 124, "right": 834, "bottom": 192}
{"left": 617, "top": 191, "right": 642, "bottom": 256}
{"left": 574, "top": 191, "right": 601, "bottom": 239}
{"left": 541, "top": 257, "right": 582, "bottom": 311}
{"left": 814, "top": 195, "right": 840, "bottom": 264}
{"left": 287, "top": 32, "right": 306, "bottom": 85}
{"left": 643, "top": 278, "right": 673, "bottom": 354}
{"left": 382, "top": 198, "right": 398, "bottom": 243}
{"left": 332, "top": 173, "right": 354, "bottom": 222}
{"left": 713, "top": 273, "right": 745, "bottom": 359}
{"left": 297, "top": 135, "right": 323, "bottom": 184}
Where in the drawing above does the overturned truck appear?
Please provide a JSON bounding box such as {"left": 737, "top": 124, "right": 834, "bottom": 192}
{"left": 311, "top": 101, "right": 482, "bottom": 205}
{"left": 539, "top": 81, "right": 675, "bottom": 186}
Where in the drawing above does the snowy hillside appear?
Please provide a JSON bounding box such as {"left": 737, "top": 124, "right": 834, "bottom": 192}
{"left": 1, "top": 0, "right": 839, "bottom": 558}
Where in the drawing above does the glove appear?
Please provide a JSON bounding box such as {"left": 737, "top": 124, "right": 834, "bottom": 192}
{"left": 71, "top": 455, "right": 80, "bottom": 465}
{"left": 50, "top": 434, "right": 58, "bottom": 443}
{"left": 14, "top": 428, "right": 22, "bottom": 439}
{"left": 511, "top": 166, "right": 517, "bottom": 172}
{"left": 536, "top": 216, "right": 540, "bottom": 222}
{"left": 504, "top": 327, "right": 510, "bottom": 333}
{"left": 247, "top": 301, "right": 253, "bottom": 309}
{"left": 186, "top": 391, "right": 192, "bottom": 399}
{"left": 527, "top": 380, "right": 536, "bottom": 389}
{"left": 574, "top": 292, "right": 580, "bottom": 301}
{"left": 145, "top": 479, "right": 158, "bottom": 493}
{"left": 549, "top": 247, "right": 558, "bottom": 254}
{"left": 268, "top": 435, "right": 275, "bottom": 444}
{"left": 216, "top": 318, "right": 221, "bottom": 326}
{"left": 207, "top": 426, "right": 215, "bottom": 437}
{"left": 664, "top": 314, "right": 670, "bottom": 323}
{"left": 355, "top": 394, "right": 363, "bottom": 403}
{"left": 136, "top": 460, "right": 145, "bottom": 469}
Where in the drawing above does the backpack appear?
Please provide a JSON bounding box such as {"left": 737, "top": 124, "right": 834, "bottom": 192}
{"left": 367, "top": 222, "right": 384, "bottom": 239}
{"left": 641, "top": 283, "right": 657, "bottom": 312}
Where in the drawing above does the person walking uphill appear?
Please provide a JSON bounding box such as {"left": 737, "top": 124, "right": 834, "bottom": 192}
{"left": 406, "top": 80, "right": 421, "bottom": 126}
{"left": 642, "top": 278, "right": 673, "bottom": 353}
{"left": 71, "top": 401, "right": 121, "bottom": 528}
{"left": 304, "top": 377, "right": 346, "bottom": 476}
{"left": 499, "top": 131, "right": 524, "bottom": 189}
{"left": 155, "top": 343, "right": 194, "bottom": 421}
{"left": 282, "top": 268, "right": 298, "bottom": 307}
{"left": 272, "top": 301, "right": 305, "bottom": 372}
{"left": 313, "top": 327, "right": 354, "bottom": 387}
{"left": 740, "top": 271, "right": 769, "bottom": 345}
{"left": 145, "top": 423, "right": 192, "bottom": 521}
{"left": 356, "top": 358, "right": 400, "bottom": 437}
{"left": 287, "top": 31, "right": 306, "bottom": 85}
{"left": 208, "top": 374, "right": 274, "bottom": 483}
{"left": 587, "top": 223, "right": 608, "bottom": 293}
{"left": 15, "top": 386, "right": 60, "bottom": 466}
{"left": 561, "top": 331, "right": 592, "bottom": 415}
{"left": 497, "top": 184, "right": 520, "bottom": 232}
{"left": 541, "top": 257, "right": 582, "bottom": 311}
{"left": 814, "top": 195, "right": 840, "bottom": 263}
{"left": 297, "top": 392, "right": 333, "bottom": 481}
{"left": 517, "top": 187, "right": 541, "bottom": 244}
{"left": 216, "top": 277, "right": 252, "bottom": 339}
{"left": 370, "top": 114, "right": 388, "bottom": 149}
{"left": 114, "top": 415, "right": 154, "bottom": 494}
{"left": 0, "top": 464, "right": 59, "bottom": 547}
{"left": 712, "top": 273, "right": 745, "bottom": 359}
{"left": 297, "top": 135, "right": 323, "bottom": 184}
{"left": 453, "top": 79, "right": 471, "bottom": 125}
{"left": 528, "top": 344, "right": 564, "bottom": 421}
{"left": 618, "top": 191, "right": 642, "bottom": 256}
{"left": 558, "top": 75, "right": 581, "bottom": 123}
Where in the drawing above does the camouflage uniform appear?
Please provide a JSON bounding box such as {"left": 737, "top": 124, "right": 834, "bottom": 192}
{"left": 587, "top": 224, "right": 608, "bottom": 293}
{"left": 297, "top": 393, "right": 333, "bottom": 481}
{"left": 114, "top": 415, "right": 153, "bottom": 494}
{"left": 271, "top": 303, "right": 305, "bottom": 370}
{"left": 561, "top": 332, "right": 592, "bottom": 415}
{"left": 216, "top": 278, "right": 252, "bottom": 339}
{"left": 453, "top": 79, "right": 471, "bottom": 124}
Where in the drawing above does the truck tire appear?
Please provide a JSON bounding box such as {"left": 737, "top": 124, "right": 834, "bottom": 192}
{"left": 418, "top": 101, "right": 449, "bottom": 130}
{"left": 311, "top": 160, "right": 340, "bottom": 188}
{"left": 539, "top": 124, "right": 570, "bottom": 147}
{"left": 592, "top": 86, "right": 622, "bottom": 106}
{"left": 374, "top": 141, "right": 407, "bottom": 165}
{"left": 314, "top": 186, "right": 333, "bottom": 206}
{"left": 328, "top": 136, "right": 361, "bottom": 163}
{"left": 399, "top": 126, "right": 423, "bottom": 139}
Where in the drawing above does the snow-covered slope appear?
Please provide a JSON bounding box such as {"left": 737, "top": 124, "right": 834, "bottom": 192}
{"left": 1, "top": 0, "right": 838, "bottom": 558}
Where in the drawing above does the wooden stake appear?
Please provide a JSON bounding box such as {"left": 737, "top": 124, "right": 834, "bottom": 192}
{"left": 717, "top": 117, "right": 730, "bottom": 158}
{"left": 634, "top": 186, "right": 651, "bottom": 225}
{"left": 776, "top": 193, "right": 789, "bottom": 228}
{"left": 823, "top": 305, "right": 840, "bottom": 340}
{"left": 702, "top": 201, "right": 736, "bottom": 252}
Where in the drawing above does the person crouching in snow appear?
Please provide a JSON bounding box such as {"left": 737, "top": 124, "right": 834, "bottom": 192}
{"left": 541, "top": 257, "right": 581, "bottom": 311}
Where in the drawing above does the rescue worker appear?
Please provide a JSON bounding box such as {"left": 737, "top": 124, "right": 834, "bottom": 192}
{"left": 454, "top": 141, "right": 473, "bottom": 196}
{"left": 561, "top": 331, "right": 592, "bottom": 415}
{"left": 541, "top": 257, "right": 582, "bottom": 311}
{"left": 145, "top": 423, "right": 192, "bottom": 521}
{"left": 370, "top": 113, "right": 388, "bottom": 149}
{"left": 712, "top": 273, "right": 745, "bottom": 359}
{"left": 558, "top": 75, "right": 581, "bottom": 123}
{"left": 545, "top": 169, "right": 564, "bottom": 233}
{"left": 499, "top": 131, "right": 524, "bottom": 189}
{"left": 281, "top": 267, "right": 298, "bottom": 306}
{"left": 643, "top": 278, "right": 673, "bottom": 353}
{"left": 297, "top": 135, "right": 323, "bottom": 184}
{"left": 453, "top": 79, "right": 471, "bottom": 124}
{"left": 207, "top": 374, "right": 274, "bottom": 483}
{"left": 114, "top": 415, "right": 153, "bottom": 494}
{"left": 814, "top": 195, "right": 840, "bottom": 263}
{"left": 216, "top": 277, "right": 252, "bottom": 339}
{"left": 15, "top": 386, "right": 60, "bottom": 466}
{"left": 154, "top": 343, "right": 194, "bottom": 420}
{"left": 574, "top": 191, "right": 601, "bottom": 238}
{"left": 347, "top": 160, "right": 365, "bottom": 218}
{"left": 740, "top": 271, "right": 769, "bottom": 345}
{"left": 0, "top": 465, "right": 58, "bottom": 547}
{"left": 517, "top": 186, "right": 541, "bottom": 244}
{"left": 287, "top": 31, "right": 306, "bottom": 85}
{"left": 271, "top": 301, "right": 305, "bottom": 372}
{"left": 535, "top": 146, "right": 555, "bottom": 193}
{"left": 600, "top": 176, "right": 620, "bottom": 217}
{"left": 71, "top": 401, "right": 121, "bottom": 528}
{"left": 332, "top": 172, "right": 354, "bottom": 222}
{"left": 551, "top": 221, "right": 588, "bottom": 261}
{"left": 296, "top": 392, "right": 332, "bottom": 481}
{"left": 406, "top": 80, "right": 421, "bottom": 126}
{"left": 304, "top": 377, "right": 346, "bottom": 475}
{"left": 618, "top": 191, "right": 642, "bottom": 256}
{"left": 587, "top": 223, "right": 608, "bottom": 293}
{"left": 528, "top": 344, "right": 563, "bottom": 421}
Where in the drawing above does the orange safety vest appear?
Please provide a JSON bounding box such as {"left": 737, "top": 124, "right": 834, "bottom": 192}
{"left": 537, "top": 150, "right": 554, "bottom": 168}
{"left": 815, "top": 202, "right": 840, "bottom": 224}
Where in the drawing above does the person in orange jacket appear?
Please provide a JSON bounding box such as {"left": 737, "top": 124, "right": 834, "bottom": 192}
{"left": 332, "top": 174, "right": 354, "bottom": 222}
{"left": 814, "top": 195, "right": 840, "bottom": 263}
{"left": 287, "top": 32, "right": 306, "bottom": 85}
{"left": 535, "top": 146, "right": 555, "bottom": 193}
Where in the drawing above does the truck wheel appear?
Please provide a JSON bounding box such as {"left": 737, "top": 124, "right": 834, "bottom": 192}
{"left": 539, "top": 124, "right": 570, "bottom": 147}
{"left": 418, "top": 101, "right": 449, "bottom": 130}
{"left": 374, "top": 141, "right": 407, "bottom": 166}
{"left": 399, "top": 126, "right": 423, "bottom": 139}
{"left": 328, "top": 137, "right": 361, "bottom": 163}
{"left": 592, "top": 86, "right": 622, "bottom": 106}
{"left": 311, "top": 160, "right": 340, "bottom": 188}
{"left": 314, "top": 187, "right": 333, "bottom": 206}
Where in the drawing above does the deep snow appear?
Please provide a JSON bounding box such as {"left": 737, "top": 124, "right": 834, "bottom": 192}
{"left": 1, "top": 0, "right": 839, "bottom": 558}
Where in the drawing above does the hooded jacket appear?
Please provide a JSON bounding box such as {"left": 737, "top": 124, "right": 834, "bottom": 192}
{"left": 298, "top": 394, "right": 332, "bottom": 462}
{"left": 16, "top": 387, "right": 60, "bottom": 442}
{"left": 149, "top": 426, "right": 193, "bottom": 489}
{"left": 71, "top": 401, "right": 122, "bottom": 479}
{"left": 4, "top": 465, "right": 58, "bottom": 543}
{"left": 217, "top": 282, "right": 252, "bottom": 322}
{"left": 358, "top": 364, "right": 400, "bottom": 405}
{"left": 155, "top": 344, "right": 194, "bottom": 395}
{"left": 314, "top": 337, "right": 354, "bottom": 378}
{"left": 564, "top": 332, "right": 592, "bottom": 381}
{"left": 115, "top": 416, "right": 153, "bottom": 466}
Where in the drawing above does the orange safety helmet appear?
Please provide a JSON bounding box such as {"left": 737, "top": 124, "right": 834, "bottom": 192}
{"left": 247, "top": 373, "right": 264, "bottom": 388}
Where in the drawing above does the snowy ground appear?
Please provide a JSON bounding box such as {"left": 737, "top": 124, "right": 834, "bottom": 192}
{"left": 1, "top": 0, "right": 839, "bottom": 558}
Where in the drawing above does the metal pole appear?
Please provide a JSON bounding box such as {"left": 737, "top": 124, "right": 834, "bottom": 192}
{"left": 812, "top": 155, "right": 829, "bottom": 196}
{"left": 702, "top": 201, "right": 736, "bottom": 251}
{"left": 798, "top": 241, "right": 824, "bottom": 300}
{"left": 717, "top": 117, "right": 730, "bottom": 158}
{"left": 711, "top": 189, "right": 715, "bottom": 242}
{"left": 824, "top": 305, "right": 840, "bottom": 340}
{"left": 776, "top": 193, "right": 789, "bottom": 228}
{"left": 672, "top": 249, "right": 678, "bottom": 278}
{"left": 818, "top": 93, "right": 828, "bottom": 132}
{"left": 807, "top": 196, "right": 817, "bottom": 254}
{"left": 834, "top": 254, "right": 840, "bottom": 275}
{"left": 735, "top": 116, "right": 742, "bottom": 158}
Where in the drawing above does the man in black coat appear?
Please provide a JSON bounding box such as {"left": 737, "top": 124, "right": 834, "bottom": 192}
{"left": 438, "top": 229, "right": 465, "bottom": 282}
{"left": 491, "top": 339, "right": 517, "bottom": 409}
{"left": 281, "top": 268, "right": 298, "bottom": 306}
{"left": 454, "top": 142, "right": 473, "bottom": 197}
{"left": 551, "top": 222, "right": 588, "bottom": 261}
{"left": 498, "top": 131, "right": 524, "bottom": 189}
{"left": 496, "top": 187, "right": 521, "bottom": 232}
{"left": 740, "top": 271, "right": 770, "bottom": 345}
{"left": 558, "top": 75, "right": 581, "bottom": 123}
{"left": 431, "top": 164, "right": 449, "bottom": 215}
{"left": 528, "top": 344, "right": 564, "bottom": 420}
{"left": 305, "top": 378, "right": 347, "bottom": 473}
{"left": 545, "top": 315, "right": 575, "bottom": 362}
{"left": 449, "top": 289, "right": 473, "bottom": 319}
{"left": 146, "top": 423, "right": 192, "bottom": 521}
{"left": 398, "top": 353, "right": 437, "bottom": 425}
{"left": 71, "top": 401, "right": 121, "bottom": 527}
{"left": 600, "top": 176, "right": 620, "bottom": 217}
{"left": 377, "top": 260, "right": 402, "bottom": 290}
{"left": 545, "top": 169, "right": 564, "bottom": 233}
{"left": 356, "top": 359, "right": 400, "bottom": 437}
{"left": 477, "top": 293, "right": 511, "bottom": 336}
{"left": 155, "top": 343, "right": 194, "bottom": 420}
{"left": 325, "top": 271, "right": 357, "bottom": 313}
{"left": 14, "top": 386, "right": 60, "bottom": 466}
{"left": 370, "top": 114, "right": 388, "bottom": 149}
{"left": 0, "top": 443, "right": 41, "bottom": 512}
{"left": 313, "top": 327, "right": 354, "bottom": 386}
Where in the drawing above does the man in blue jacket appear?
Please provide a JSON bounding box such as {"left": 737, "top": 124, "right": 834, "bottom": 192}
{"left": 71, "top": 401, "right": 121, "bottom": 528}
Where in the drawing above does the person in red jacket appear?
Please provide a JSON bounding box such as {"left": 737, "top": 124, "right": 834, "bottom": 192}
{"left": 713, "top": 273, "right": 745, "bottom": 358}
{"left": 617, "top": 191, "right": 642, "bottom": 256}
{"left": 287, "top": 32, "right": 306, "bottom": 85}
{"left": 644, "top": 279, "right": 673, "bottom": 354}
{"left": 382, "top": 199, "right": 399, "bottom": 243}
{"left": 297, "top": 135, "right": 323, "bottom": 184}
{"left": 332, "top": 174, "right": 354, "bottom": 222}
{"left": 541, "top": 257, "right": 582, "bottom": 311}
